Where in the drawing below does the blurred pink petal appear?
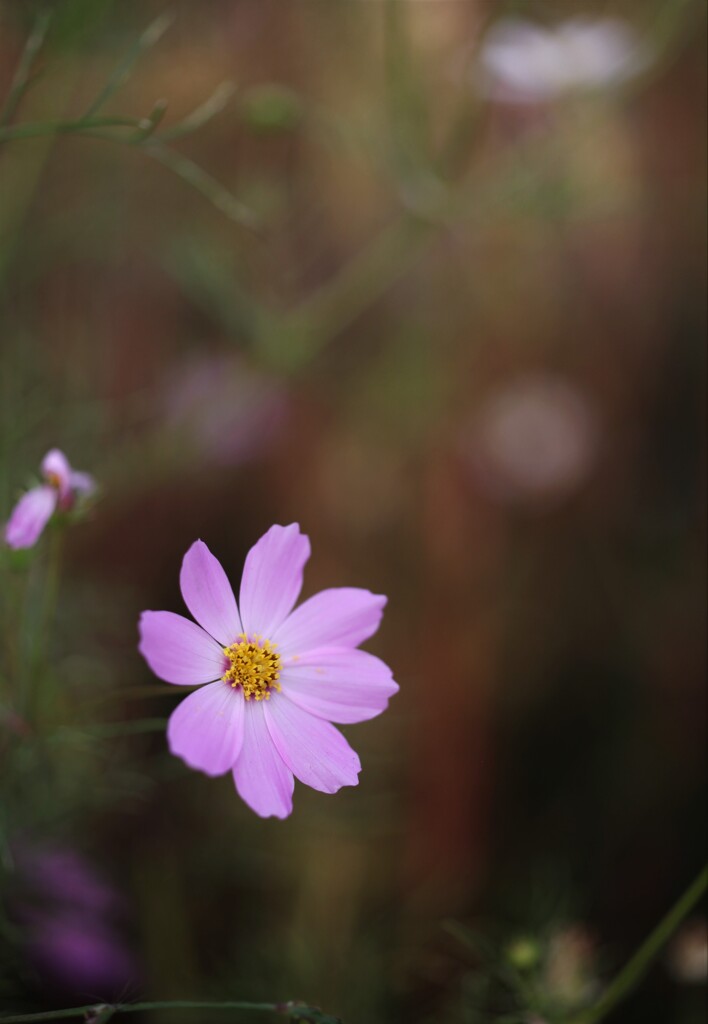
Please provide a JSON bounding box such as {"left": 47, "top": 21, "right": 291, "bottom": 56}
{"left": 180, "top": 540, "right": 242, "bottom": 645}
{"left": 281, "top": 648, "right": 398, "bottom": 724}
{"left": 4, "top": 485, "right": 57, "bottom": 549}
{"left": 138, "top": 611, "right": 225, "bottom": 685}
{"left": 18, "top": 845, "right": 119, "bottom": 915}
{"left": 167, "top": 680, "right": 245, "bottom": 776}
{"left": 5, "top": 449, "right": 95, "bottom": 548}
{"left": 232, "top": 700, "right": 294, "bottom": 818}
{"left": 161, "top": 354, "right": 290, "bottom": 467}
{"left": 239, "top": 523, "right": 311, "bottom": 639}
{"left": 273, "top": 588, "right": 387, "bottom": 656}
{"left": 41, "top": 448, "right": 72, "bottom": 498}
{"left": 465, "top": 374, "right": 599, "bottom": 505}
{"left": 264, "top": 694, "right": 361, "bottom": 793}
{"left": 68, "top": 470, "right": 96, "bottom": 495}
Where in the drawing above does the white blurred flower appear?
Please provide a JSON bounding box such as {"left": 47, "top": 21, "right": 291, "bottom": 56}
{"left": 544, "top": 924, "right": 599, "bottom": 1007}
{"left": 463, "top": 374, "right": 599, "bottom": 505}
{"left": 477, "top": 17, "right": 650, "bottom": 103}
{"left": 667, "top": 919, "right": 708, "bottom": 985}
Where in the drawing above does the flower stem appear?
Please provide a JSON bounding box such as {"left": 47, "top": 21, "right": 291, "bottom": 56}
{"left": 576, "top": 864, "right": 708, "bottom": 1024}
{"left": 0, "top": 998, "right": 335, "bottom": 1023}
{"left": 0, "top": 9, "right": 52, "bottom": 127}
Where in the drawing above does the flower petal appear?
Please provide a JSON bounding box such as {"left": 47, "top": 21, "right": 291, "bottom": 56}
{"left": 4, "top": 486, "right": 57, "bottom": 549}
{"left": 41, "top": 449, "right": 72, "bottom": 497}
{"left": 281, "top": 648, "right": 398, "bottom": 724}
{"left": 232, "top": 700, "right": 294, "bottom": 818}
{"left": 167, "top": 680, "right": 244, "bottom": 776}
{"left": 264, "top": 694, "right": 361, "bottom": 794}
{"left": 273, "top": 588, "right": 387, "bottom": 656}
{"left": 69, "top": 470, "right": 95, "bottom": 496}
{"left": 239, "top": 524, "right": 311, "bottom": 639}
{"left": 138, "top": 611, "right": 225, "bottom": 685}
{"left": 179, "top": 540, "right": 241, "bottom": 645}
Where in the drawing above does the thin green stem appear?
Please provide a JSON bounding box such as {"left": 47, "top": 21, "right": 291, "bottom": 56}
{"left": 258, "top": 214, "right": 429, "bottom": 370}
{"left": 83, "top": 12, "right": 174, "bottom": 119}
{"left": 142, "top": 142, "right": 257, "bottom": 227}
{"left": 0, "top": 118, "right": 256, "bottom": 227}
{"left": 159, "top": 81, "right": 236, "bottom": 141}
{"left": 0, "top": 116, "right": 142, "bottom": 143}
{"left": 27, "top": 527, "right": 63, "bottom": 718}
{"left": 0, "top": 999, "right": 333, "bottom": 1023}
{"left": 0, "top": 9, "right": 52, "bottom": 127}
{"left": 41, "top": 528, "right": 63, "bottom": 638}
{"left": 576, "top": 865, "right": 708, "bottom": 1024}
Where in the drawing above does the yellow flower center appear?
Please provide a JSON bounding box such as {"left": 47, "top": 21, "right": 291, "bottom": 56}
{"left": 222, "top": 634, "right": 281, "bottom": 701}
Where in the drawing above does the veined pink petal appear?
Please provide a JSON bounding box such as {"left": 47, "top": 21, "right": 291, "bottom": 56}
{"left": 138, "top": 611, "right": 225, "bottom": 685}
{"left": 273, "top": 588, "right": 387, "bottom": 656}
{"left": 239, "top": 523, "right": 311, "bottom": 639}
{"left": 167, "top": 681, "right": 244, "bottom": 776}
{"left": 41, "top": 449, "right": 72, "bottom": 498}
{"left": 180, "top": 540, "right": 241, "bottom": 645}
{"left": 232, "top": 700, "right": 294, "bottom": 818}
{"left": 264, "top": 694, "right": 361, "bottom": 793}
{"left": 4, "top": 486, "right": 57, "bottom": 549}
{"left": 280, "top": 648, "right": 398, "bottom": 724}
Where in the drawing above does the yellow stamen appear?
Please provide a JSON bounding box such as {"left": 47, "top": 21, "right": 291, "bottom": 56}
{"left": 222, "top": 633, "right": 281, "bottom": 701}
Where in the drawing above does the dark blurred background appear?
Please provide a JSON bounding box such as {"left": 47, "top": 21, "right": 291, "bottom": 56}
{"left": 0, "top": 1, "right": 705, "bottom": 1022}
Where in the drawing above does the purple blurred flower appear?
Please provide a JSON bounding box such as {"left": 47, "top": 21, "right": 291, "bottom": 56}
{"left": 26, "top": 914, "right": 136, "bottom": 995}
{"left": 19, "top": 845, "right": 119, "bottom": 917}
{"left": 161, "top": 355, "right": 289, "bottom": 467}
{"left": 477, "top": 17, "right": 650, "bottom": 104}
{"left": 5, "top": 449, "right": 95, "bottom": 550}
{"left": 463, "top": 374, "right": 599, "bottom": 505}
{"left": 13, "top": 842, "right": 136, "bottom": 997}
{"left": 139, "top": 524, "right": 397, "bottom": 818}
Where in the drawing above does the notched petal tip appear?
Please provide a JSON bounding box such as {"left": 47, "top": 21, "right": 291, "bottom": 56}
{"left": 273, "top": 587, "right": 388, "bottom": 654}
{"left": 232, "top": 701, "right": 295, "bottom": 818}
{"left": 264, "top": 696, "right": 361, "bottom": 794}
{"left": 239, "top": 522, "right": 311, "bottom": 639}
{"left": 179, "top": 539, "right": 241, "bottom": 646}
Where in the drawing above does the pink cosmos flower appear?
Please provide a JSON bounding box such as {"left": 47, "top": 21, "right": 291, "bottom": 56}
{"left": 4, "top": 449, "right": 95, "bottom": 550}
{"left": 138, "top": 524, "right": 397, "bottom": 818}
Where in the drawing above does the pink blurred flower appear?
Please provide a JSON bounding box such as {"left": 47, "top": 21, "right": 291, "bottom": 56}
{"left": 138, "top": 524, "right": 397, "bottom": 818}
{"left": 463, "top": 374, "right": 599, "bottom": 505}
{"left": 477, "top": 17, "right": 650, "bottom": 104}
{"left": 161, "top": 355, "right": 289, "bottom": 467}
{"left": 4, "top": 449, "right": 95, "bottom": 550}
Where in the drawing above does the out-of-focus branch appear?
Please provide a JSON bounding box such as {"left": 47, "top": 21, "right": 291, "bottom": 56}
{"left": 0, "top": 14, "right": 255, "bottom": 228}
{"left": 0, "top": 998, "right": 342, "bottom": 1024}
